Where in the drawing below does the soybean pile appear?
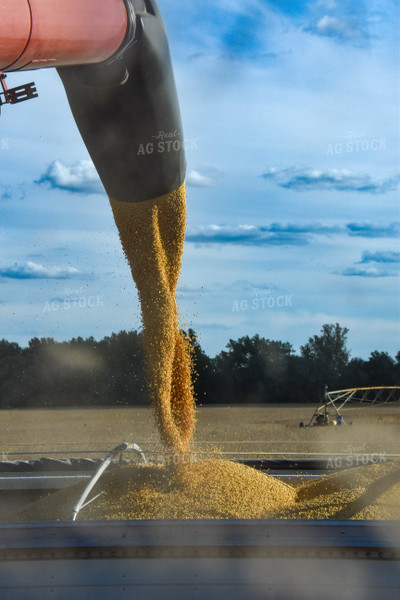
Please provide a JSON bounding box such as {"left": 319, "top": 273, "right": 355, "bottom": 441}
{"left": 276, "top": 459, "right": 400, "bottom": 520}
{"left": 5, "top": 459, "right": 400, "bottom": 522}
{"left": 80, "top": 459, "right": 296, "bottom": 520}
{"left": 80, "top": 458, "right": 400, "bottom": 521}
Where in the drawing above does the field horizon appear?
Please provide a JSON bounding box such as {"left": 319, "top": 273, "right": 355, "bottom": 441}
{"left": 2, "top": 403, "right": 399, "bottom": 462}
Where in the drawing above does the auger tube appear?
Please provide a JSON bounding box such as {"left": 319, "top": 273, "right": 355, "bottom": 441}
{"left": 0, "top": 0, "right": 186, "bottom": 202}
{"left": 0, "top": 0, "right": 129, "bottom": 71}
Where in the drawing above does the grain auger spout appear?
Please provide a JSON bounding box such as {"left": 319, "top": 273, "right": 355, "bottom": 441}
{"left": 0, "top": 0, "right": 186, "bottom": 202}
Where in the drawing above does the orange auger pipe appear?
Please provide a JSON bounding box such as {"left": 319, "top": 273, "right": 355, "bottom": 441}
{"left": 0, "top": 0, "right": 129, "bottom": 71}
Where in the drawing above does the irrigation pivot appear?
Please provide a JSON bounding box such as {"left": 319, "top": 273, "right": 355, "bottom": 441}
{"left": 303, "top": 386, "right": 400, "bottom": 427}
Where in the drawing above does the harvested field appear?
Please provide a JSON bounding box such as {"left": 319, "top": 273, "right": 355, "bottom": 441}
{"left": 1, "top": 404, "right": 399, "bottom": 461}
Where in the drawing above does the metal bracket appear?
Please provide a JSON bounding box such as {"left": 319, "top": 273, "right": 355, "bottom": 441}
{"left": 0, "top": 72, "right": 38, "bottom": 105}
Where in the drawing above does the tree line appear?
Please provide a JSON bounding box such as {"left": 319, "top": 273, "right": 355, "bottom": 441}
{"left": 0, "top": 323, "right": 399, "bottom": 409}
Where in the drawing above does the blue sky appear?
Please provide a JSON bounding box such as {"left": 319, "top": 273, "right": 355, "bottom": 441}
{"left": 0, "top": 0, "right": 399, "bottom": 360}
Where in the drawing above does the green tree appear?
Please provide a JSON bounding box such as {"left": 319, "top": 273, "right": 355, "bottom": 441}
{"left": 0, "top": 340, "right": 24, "bottom": 407}
{"left": 285, "top": 354, "right": 310, "bottom": 403}
{"left": 340, "top": 357, "right": 369, "bottom": 389}
{"left": 300, "top": 323, "right": 350, "bottom": 400}
{"left": 366, "top": 351, "right": 398, "bottom": 386}
{"left": 214, "top": 334, "right": 294, "bottom": 403}
{"left": 395, "top": 351, "right": 400, "bottom": 383}
{"left": 98, "top": 330, "right": 148, "bottom": 405}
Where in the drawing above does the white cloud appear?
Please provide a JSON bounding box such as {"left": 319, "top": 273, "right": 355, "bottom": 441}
{"left": 0, "top": 261, "right": 81, "bottom": 280}
{"left": 262, "top": 166, "right": 399, "bottom": 194}
{"left": 341, "top": 266, "right": 392, "bottom": 278}
{"left": 186, "top": 169, "right": 220, "bottom": 187}
{"left": 360, "top": 251, "right": 400, "bottom": 264}
{"left": 313, "top": 15, "right": 365, "bottom": 39}
{"left": 186, "top": 221, "right": 400, "bottom": 247}
{"left": 37, "top": 160, "right": 103, "bottom": 195}
{"left": 186, "top": 222, "right": 341, "bottom": 246}
{"left": 312, "top": 1, "right": 338, "bottom": 10}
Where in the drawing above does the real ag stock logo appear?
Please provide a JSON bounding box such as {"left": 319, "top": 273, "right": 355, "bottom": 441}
{"left": 137, "top": 129, "right": 198, "bottom": 156}
{"left": 43, "top": 286, "right": 104, "bottom": 313}
{"left": 326, "top": 443, "right": 387, "bottom": 469}
{"left": 326, "top": 130, "right": 387, "bottom": 156}
{"left": 232, "top": 287, "right": 293, "bottom": 312}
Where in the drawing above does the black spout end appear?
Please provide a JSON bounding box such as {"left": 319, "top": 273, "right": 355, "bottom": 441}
{"left": 57, "top": 0, "right": 186, "bottom": 203}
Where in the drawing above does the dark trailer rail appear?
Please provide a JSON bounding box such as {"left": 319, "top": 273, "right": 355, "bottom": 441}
{"left": 0, "top": 519, "right": 399, "bottom": 599}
